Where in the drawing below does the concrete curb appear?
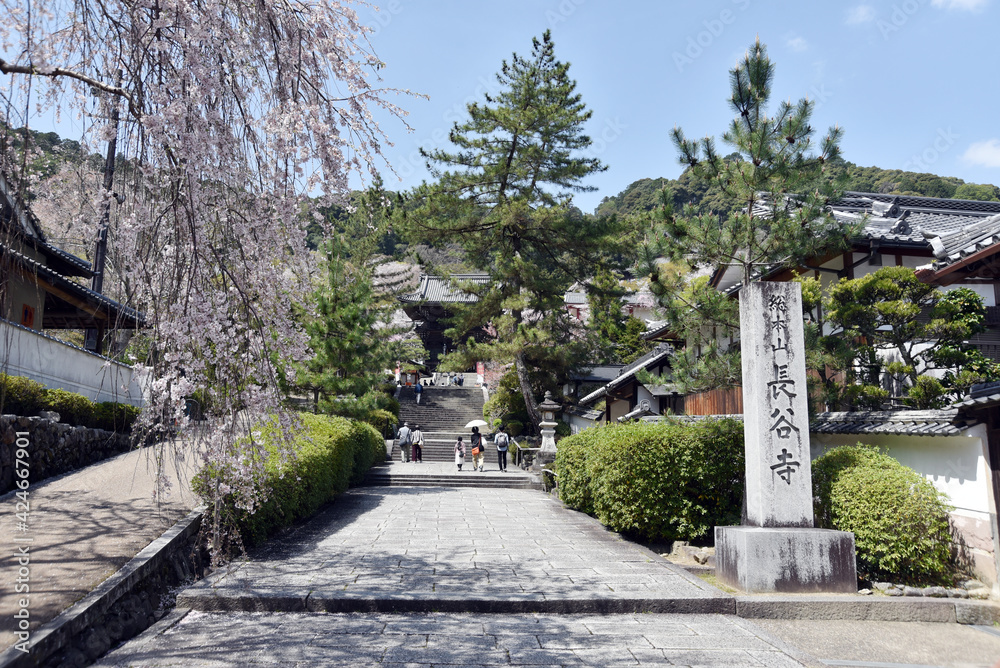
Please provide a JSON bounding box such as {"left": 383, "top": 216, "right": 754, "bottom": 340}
{"left": 733, "top": 595, "right": 1000, "bottom": 624}
{"left": 0, "top": 508, "right": 204, "bottom": 668}
{"left": 176, "top": 591, "right": 736, "bottom": 615}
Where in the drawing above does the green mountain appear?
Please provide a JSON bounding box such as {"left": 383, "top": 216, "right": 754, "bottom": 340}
{"left": 596, "top": 159, "right": 1000, "bottom": 218}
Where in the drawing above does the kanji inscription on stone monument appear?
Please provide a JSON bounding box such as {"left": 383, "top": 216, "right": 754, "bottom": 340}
{"left": 739, "top": 282, "right": 814, "bottom": 527}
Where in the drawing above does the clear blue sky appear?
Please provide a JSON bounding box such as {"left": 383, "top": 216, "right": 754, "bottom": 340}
{"left": 360, "top": 0, "right": 1000, "bottom": 214}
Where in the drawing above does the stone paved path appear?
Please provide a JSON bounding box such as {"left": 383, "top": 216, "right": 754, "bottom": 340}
{"left": 94, "top": 609, "right": 812, "bottom": 667}
{"left": 0, "top": 444, "right": 198, "bottom": 650}
{"left": 177, "top": 487, "right": 729, "bottom": 614}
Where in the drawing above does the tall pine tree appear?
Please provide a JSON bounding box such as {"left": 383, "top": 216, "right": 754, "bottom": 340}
{"left": 405, "top": 31, "right": 625, "bottom": 429}
{"left": 295, "top": 178, "right": 421, "bottom": 419}
{"left": 636, "top": 39, "right": 858, "bottom": 391}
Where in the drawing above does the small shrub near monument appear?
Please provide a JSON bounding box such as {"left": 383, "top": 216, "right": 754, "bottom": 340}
{"left": 557, "top": 419, "right": 744, "bottom": 542}
{"left": 813, "top": 444, "right": 954, "bottom": 584}
{"left": 194, "top": 413, "right": 384, "bottom": 547}
{"left": 555, "top": 425, "right": 603, "bottom": 515}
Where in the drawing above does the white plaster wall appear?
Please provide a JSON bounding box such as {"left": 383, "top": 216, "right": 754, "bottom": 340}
{"left": 942, "top": 282, "right": 996, "bottom": 307}
{"left": 811, "top": 427, "right": 997, "bottom": 584}
{"left": 810, "top": 430, "right": 991, "bottom": 518}
{"left": 566, "top": 413, "right": 598, "bottom": 435}
{"left": 0, "top": 319, "right": 145, "bottom": 405}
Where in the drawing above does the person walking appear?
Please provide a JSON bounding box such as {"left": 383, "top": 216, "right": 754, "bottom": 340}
{"left": 455, "top": 435, "right": 466, "bottom": 471}
{"left": 470, "top": 426, "right": 485, "bottom": 472}
{"left": 397, "top": 422, "right": 413, "bottom": 463}
{"left": 412, "top": 424, "right": 424, "bottom": 463}
{"left": 414, "top": 380, "right": 423, "bottom": 404}
{"left": 494, "top": 425, "right": 511, "bottom": 472}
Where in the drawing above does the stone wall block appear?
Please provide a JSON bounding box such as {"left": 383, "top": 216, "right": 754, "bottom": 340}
{"left": 0, "top": 415, "right": 134, "bottom": 493}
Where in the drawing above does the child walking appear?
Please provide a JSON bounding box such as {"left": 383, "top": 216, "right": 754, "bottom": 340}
{"left": 455, "top": 436, "right": 466, "bottom": 471}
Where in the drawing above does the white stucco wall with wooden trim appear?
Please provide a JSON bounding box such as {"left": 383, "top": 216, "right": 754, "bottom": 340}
{"left": 811, "top": 425, "right": 997, "bottom": 586}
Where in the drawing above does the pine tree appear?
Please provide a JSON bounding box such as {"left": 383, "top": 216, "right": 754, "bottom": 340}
{"left": 636, "top": 39, "right": 858, "bottom": 391}
{"left": 295, "top": 178, "right": 421, "bottom": 419}
{"left": 406, "top": 31, "right": 625, "bottom": 430}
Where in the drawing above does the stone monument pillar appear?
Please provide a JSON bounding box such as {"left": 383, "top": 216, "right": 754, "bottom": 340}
{"left": 715, "top": 282, "right": 857, "bottom": 593}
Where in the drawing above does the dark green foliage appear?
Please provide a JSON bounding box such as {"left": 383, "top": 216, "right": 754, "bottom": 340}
{"left": 0, "top": 374, "right": 140, "bottom": 431}
{"left": 483, "top": 370, "right": 530, "bottom": 428}
{"left": 813, "top": 444, "right": 954, "bottom": 584}
{"left": 557, "top": 419, "right": 744, "bottom": 542}
{"left": 616, "top": 316, "right": 655, "bottom": 365}
{"left": 194, "top": 413, "right": 383, "bottom": 547}
{"left": 600, "top": 164, "right": 999, "bottom": 219}
{"left": 555, "top": 426, "right": 603, "bottom": 515}
{"left": 505, "top": 419, "right": 523, "bottom": 437}
{"left": 636, "top": 40, "right": 857, "bottom": 393}
{"left": 0, "top": 373, "right": 47, "bottom": 416}
{"left": 823, "top": 268, "right": 1000, "bottom": 409}
{"left": 406, "top": 30, "right": 628, "bottom": 429}
{"left": 43, "top": 389, "right": 98, "bottom": 426}
{"left": 92, "top": 401, "right": 141, "bottom": 432}
{"left": 554, "top": 421, "right": 571, "bottom": 437}
{"left": 953, "top": 183, "right": 1000, "bottom": 202}
{"left": 292, "top": 178, "right": 424, "bottom": 419}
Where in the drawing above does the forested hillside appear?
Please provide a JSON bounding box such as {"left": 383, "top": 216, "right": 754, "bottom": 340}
{"left": 596, "top": 157, "right": 1000, "bottom": 218}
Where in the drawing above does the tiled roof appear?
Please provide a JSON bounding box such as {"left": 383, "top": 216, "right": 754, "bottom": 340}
{"left": 570, "top": 364, "right": 625, "bottom": 383}
{"left": 954, "top": 381, "right": 1000, "bottom": 409}
{"left": 565, "top": 405, "right": 604, "bottom": 421}
{"left": 810, "top": 409, "right": 977, "bottom": 437}
{"left": 579, "top": 343, "right": 674, "bottom": 405}
{"left": 1, "top": 241, "right": 143, "bottom": 326}
{"left": 739, "top": 192, "right": 1000, "bottom": 284}
{"left": 641, "top": 409, "right": 977, "bottom": 437}
{"left": 399, "top": 274, "right": 491, "bottom": 304}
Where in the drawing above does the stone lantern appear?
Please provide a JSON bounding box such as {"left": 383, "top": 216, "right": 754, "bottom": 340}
{"left": 537, "top": 391, "right": 561, "bottom": 463}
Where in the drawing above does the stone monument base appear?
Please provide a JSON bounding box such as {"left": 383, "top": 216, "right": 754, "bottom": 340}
{"left": 715, "top": 526, "right": 857, "bottom": 593}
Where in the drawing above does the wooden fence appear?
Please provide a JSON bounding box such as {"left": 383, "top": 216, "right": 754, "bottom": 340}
{"left": 684, "top": 387, "right": 743, "bottom": 415}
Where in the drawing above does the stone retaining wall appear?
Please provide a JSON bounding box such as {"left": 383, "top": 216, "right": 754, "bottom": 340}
{"left": 0, "top": 415, "right": 133, "bottom": 494}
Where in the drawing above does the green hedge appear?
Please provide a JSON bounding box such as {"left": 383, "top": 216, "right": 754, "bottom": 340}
{"left": 0, "top": 373, "right": 139, "bottom": 432}
{"left": 195, "top": 413, "right": 383, "bottom": 547}
{"left": 0, "top": 374, "right": 47, "bottom": 416}
{"left": 555, "top": 425, "right": 603, "bottom": 516}
{"left": 557, "top": 419, "right": 744, "bottom": 542}
{"left": 813, "top": 444, "right": 954, "bottom": 584}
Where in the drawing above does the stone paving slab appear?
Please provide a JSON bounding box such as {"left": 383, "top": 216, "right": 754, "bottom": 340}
{"left": 177, "top": 487, "right": 731, "bottom": 615}
{"left": 93, "top": 609, "right": 816, "bottom": 667}
{"left": 0, "top": 445, "right": 199, "bottom": 651}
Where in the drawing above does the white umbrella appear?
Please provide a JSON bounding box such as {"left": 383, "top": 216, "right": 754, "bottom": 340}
{"left": 464, "top": 419, "right": 489, "bottom": 429}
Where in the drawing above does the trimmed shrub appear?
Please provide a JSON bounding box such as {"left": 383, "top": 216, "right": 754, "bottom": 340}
{"left": 194, "top": 413, "right": 382, "bottom": 547}
{"left": 813, "top": 444, "right": 954, "bottom": 584}
{"left": 43, "top": 388, "right": 96, "bottom": 426}
{"left": 556, "top": 426, "right": 603, "bottom": 515}
{"left": 0, "top": 373, "right": 47, "bottom": 415}
{"left": 93, "top": 401, "right": 141, "bottom": 432}
{"left": 589, "top": 419, "right": 744, "bottom": 542}
{"left": 558, "top": 418, "right": 744, "bottom": 543}
{"left": 555, "top": 421, "right": 571, "bottom": 437}
{"left": 0, "top": 374, "right": 139, "bottom": 431}
{"left": 505, "top": 419, "right": 523, "bottom": 437}
{"left": 362, "top": 408, "right": 397, "bottom": 439}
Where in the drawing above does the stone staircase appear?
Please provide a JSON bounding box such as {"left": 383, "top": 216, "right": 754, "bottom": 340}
{"left": 370, "top": 375, "right": 544, "bottom": 490}
{"left": 364, "top": 464, "right": 542, "bottom": 490}
{"left": 390, "top": 375, "right": 486, "bottom": 462}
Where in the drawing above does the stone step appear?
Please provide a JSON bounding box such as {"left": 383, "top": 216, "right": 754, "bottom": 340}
{"left": 363, "top": 472, "right": 542, "bottom": 490}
